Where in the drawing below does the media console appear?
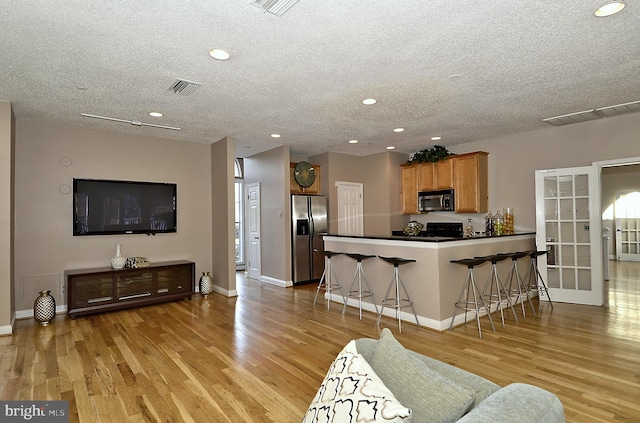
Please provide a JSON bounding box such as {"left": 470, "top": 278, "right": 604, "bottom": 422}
{"left": 66, "top": 260, "right": 195, "bottom": 319}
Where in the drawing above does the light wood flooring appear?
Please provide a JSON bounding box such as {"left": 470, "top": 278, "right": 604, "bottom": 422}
{"left": 1, "top": 261, "right": 639, "bottom": 422}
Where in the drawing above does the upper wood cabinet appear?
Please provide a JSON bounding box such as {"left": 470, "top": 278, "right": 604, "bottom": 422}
{"left": 434, "top": 159, "right": 454, "bottom": 189}
{"left": 417, "top": 159, "right": 453, "bottom": 191}
{"left": 401, "top": 164, "right": 419, "bottom": 214}
{"left": 452, "top": 152, "right": 488, "bottom": 213}
{"left": 401, "top": 151, "right": 488, "bottom": 214}
{"left": 290, "top": 162, "right": 321, "bottom": 194}
{"left": 417, "top": 163, "right": 435, "bottom": 191}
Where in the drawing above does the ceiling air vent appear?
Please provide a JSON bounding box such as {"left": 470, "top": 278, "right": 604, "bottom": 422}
{"left": 542, "top": 109, "right": 602, "bottom": 126}
{"left": 169, "top": 79, "right": 202, "bottom": 96}
{"left": 250, "top": 0, "right": 301, "bottom": 16}
{"left": 595, "top": 100, "right": 640, "bottom": 118}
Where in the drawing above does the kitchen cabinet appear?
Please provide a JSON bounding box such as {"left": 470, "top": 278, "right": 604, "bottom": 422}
{"left": 401, "top": 164, "right": 419, "bottom": 214}
{"left": 66, "top": 260, "right": 195, "bottom": 318}
{"left": 417, "top": 163, "right": 435, "bottom": 191}
{"left": 416, "top": 159, "right": 453, "bottom": 192}
{"left": 434, "top": 159, "right": 454, "bottom": 189}
{"left": 453, "top": 151, "right": 488, "bottom": 213}
{"left": 290, "top": 162, "right": 321, "bottom": 194}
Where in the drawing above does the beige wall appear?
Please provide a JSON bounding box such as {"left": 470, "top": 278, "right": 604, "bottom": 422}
{"left": 427, "top": 112, "right": 640, "bottom": 233}
{"left": 210, "top": 137, "right": 236, "bottom": 294}
{"left": 309, "top": 151, "right": 408, "bottom": 236}
{"left": 244, "top": 146, "right": 291, "bottom": 284}
{"left": 0, "top": 101, "right": 15, "bottom": 333}
{"left": 13, "top": 121, "right": 214, "bottom": 312}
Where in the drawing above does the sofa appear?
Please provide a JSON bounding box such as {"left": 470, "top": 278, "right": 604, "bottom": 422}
{"left": 303, "top": 328, "right": 564, "bottom": 423}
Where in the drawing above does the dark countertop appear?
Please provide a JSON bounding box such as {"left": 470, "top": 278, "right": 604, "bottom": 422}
{"left": 324, "top": 232, "right": 535, "bottom": 243}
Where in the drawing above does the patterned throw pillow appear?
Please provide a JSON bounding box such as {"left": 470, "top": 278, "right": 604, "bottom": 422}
{"left": 303, "top": 340, "right": 412, "bottom": 423}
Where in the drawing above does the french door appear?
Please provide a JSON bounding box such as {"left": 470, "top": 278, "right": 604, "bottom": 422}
{"left": 535, "top": 166, "right": 603, "bottom": 306}
{"left": 614, "top": 192, "right": 640, "bottom": 262}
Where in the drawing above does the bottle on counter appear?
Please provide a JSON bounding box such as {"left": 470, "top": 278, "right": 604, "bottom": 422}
{"left": 484, "top": 212, "right": 494, "bottom": 236}
{"left": 504, "top": 207, "right": 514, "bottom": 234}
{"left": 464, "top": 218, "right": 475, "bottom": 238}
{"left": 493, "top": 209, "right": 504, "bottom": 236}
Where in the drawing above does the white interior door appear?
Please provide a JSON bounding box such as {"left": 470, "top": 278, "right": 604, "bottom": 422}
{"left": 246, "top": 183, "right": 261, "bottom": 280}
{"left": 336, "top": 182, "right": 363, "bottom": 236}
{"left": 614, "top": 192, "right": 640, "bottom": 262}
{"left": 535, "top": 166, "right": 603, "bottom": 306}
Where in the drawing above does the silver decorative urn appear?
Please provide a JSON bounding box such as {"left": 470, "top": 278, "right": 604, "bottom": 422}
{"left": 199, "top": 272, "right": 214, "bottom": 297}
{"left": 34, "top": 290, "right": 56, "bottom": 326}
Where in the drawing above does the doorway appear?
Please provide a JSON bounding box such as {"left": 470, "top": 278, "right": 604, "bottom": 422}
{"left": 597, "top": 157, "right": 640, "bottom": 301}
{"left": 335, "top": 182, "right": 363, "bottom": 236}
{"left": 246, "top": 182, "right": 261, "bottom": 280}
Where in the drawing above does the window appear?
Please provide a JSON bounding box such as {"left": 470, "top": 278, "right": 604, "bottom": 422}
{"left": 235, "top": 159, "right": 244, "bottom": 269}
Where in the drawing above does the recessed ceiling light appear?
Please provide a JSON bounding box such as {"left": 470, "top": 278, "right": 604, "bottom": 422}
{"left": 594, "top": 1, "right": 625, "bottom": 16}
{"left": 209, "top": 48, "right": 230, "bottom": 60}
{"left": 393, "top": 128, "right": 405, "bottom": 133}
{"left": 362, "top": 98, "right": 377, "bottom": 105}
{"left": 349, "top": 139, "right": 359, "bottom": 144}
{"left": 149, "top": 112, "right": 163, "bottom": 117}
{"left": 386, "top": 146, "right": 396, "bottom": 150}
{"left": 431, "top": 136, "right": 442, "bottom": 141}
{"left": 271, "top": 134, "right": 281, "bottom": 138}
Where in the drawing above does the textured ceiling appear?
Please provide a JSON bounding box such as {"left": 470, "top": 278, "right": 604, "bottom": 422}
{"left": 1, "top": 1, "right": 639, "bottom": 158}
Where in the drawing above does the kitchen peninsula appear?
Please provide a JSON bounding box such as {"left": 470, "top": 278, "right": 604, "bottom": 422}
{"left": 323, "top": 233, "right": 536, "bottom": 331}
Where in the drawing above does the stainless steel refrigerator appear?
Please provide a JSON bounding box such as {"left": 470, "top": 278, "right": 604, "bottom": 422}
{"left": 291, "top": 194, "right": 327, "bottom": 285}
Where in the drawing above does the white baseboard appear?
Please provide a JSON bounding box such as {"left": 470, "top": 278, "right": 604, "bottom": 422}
{"left": 15, "top": 305, "right": 68, "bottom": 320}
{"left": 211, "top": 285, "right": 238, "bottom": 297}
{"left": 260, "top": 275, "right": 292, "bottom": 288}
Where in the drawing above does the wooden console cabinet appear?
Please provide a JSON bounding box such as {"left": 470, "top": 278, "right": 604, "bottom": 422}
{"left": 66, "top": 260, "right": 195, "bottom": 319}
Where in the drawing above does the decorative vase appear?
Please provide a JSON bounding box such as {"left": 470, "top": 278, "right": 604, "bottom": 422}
{"left": 199, "top": 272, "right": 214, "bottom": 297}
{"left": 111, "top": 243, "right": 126, "bottom": 269}
{"left": 34, "top": 290, "right": 56, "bottom": 326}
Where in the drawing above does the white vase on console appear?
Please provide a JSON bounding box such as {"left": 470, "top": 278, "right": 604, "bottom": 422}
{"left": 111, "top": 244, "right": 126, "bottom": 269}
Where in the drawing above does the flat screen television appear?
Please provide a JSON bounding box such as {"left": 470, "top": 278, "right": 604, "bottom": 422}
{"left": 73, "top": 178, "right": 177, "bottom": 236}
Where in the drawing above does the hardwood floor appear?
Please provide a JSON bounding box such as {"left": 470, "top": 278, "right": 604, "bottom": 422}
{"left": 1, "top": 262, "right": 639, "bottom": 422}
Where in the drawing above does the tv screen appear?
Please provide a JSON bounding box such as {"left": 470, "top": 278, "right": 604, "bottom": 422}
{"left": 73, "top": 178, "right": 177, "bottom": 236}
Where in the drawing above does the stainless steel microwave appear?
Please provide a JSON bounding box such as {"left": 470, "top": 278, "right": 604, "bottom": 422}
{"left": 418, "top": 189, "right": 455, "bottom": 212}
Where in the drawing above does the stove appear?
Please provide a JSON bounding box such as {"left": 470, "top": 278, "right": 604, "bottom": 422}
{"left": 392, "top": 222, "right": 463, "bottom": 239}
{"left": 425, "top": 222, "right": 464, "bottom": 238}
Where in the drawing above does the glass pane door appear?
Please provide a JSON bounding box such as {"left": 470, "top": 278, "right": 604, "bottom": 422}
{"left": 535, "top": 166, "right": 603, "bottom": 305}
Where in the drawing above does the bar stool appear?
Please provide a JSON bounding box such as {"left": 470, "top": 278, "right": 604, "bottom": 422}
{"left": 342, "top": 253, "right": 379, "bottom": 319}
{"left": 477, "top": 254, "right": 519, "bottom": 327}
{"left": 498, "top": 251, "right": 537, "bottom": 318}
{"left": 313, "top": 251, "right": 343, "bottom": 310}
{"left": 523, "top": 250, "right": 554, "bottom": 312}
{"left": 449, "top": 257, "right": 496, "bottom": 338}
{"left": 376, "top": 256, "right": 420, "bottom": 333}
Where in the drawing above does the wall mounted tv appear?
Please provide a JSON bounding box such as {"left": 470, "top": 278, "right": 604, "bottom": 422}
{"left": 73, "top": 178, "right": 177, "bottom": 236}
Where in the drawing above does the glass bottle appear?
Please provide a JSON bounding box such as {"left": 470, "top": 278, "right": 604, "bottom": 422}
{"left": 503, "top": 207, "right": 514, "bottom": 234}
{"left": 493, "top": 209, "right": 504, "bottom": 236}
{"left": 484, "top": 212, "right": 493, "bottom": 236}
{"left": 464, "top": 218, "right": 475, "bottom": 238}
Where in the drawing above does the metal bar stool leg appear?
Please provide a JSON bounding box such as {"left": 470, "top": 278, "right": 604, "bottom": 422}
{"left": 313, "top": 251, "right": 343, "bottom": 310}
{"left": 524, "top": 250, "right": 554, "bottom": 312}
{"left": 478, "top": 255, "right": 519, "bottom": 327}
{"left": 449, "top": 258, "right": 495, "bottom": 339}
{"left": 376, "top": 256, "right": 420, "bottom": 333}
{"left": 342, "top": 254, "right": 378, "bottom": 319}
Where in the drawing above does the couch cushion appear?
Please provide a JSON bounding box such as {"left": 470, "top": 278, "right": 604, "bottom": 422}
{"left": 404, "top": 350, "right": 499, "bottom": 407}
{"left": 303, "top": 340, "right": 413, "bottom": 423}
{"left": 456, "top": 383, "right": 565, "bottom": 423}
{"left": 368, "top": 329, "right": 475, "bottom": 423}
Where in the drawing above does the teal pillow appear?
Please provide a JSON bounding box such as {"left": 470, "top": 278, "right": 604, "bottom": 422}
{"left": 369, "top": 329, "right": 475, "bottom": 423}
